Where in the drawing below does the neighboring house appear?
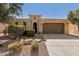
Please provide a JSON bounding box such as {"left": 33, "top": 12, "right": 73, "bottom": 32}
{"left": 0, "top": 23, "right": 8, "bottom": 33}
{"left": 0, "top": 15, "right": 79, "bottom": 36}
{"left": 69, "top": 23, "right": 79, "bottom": 36}
{"left": 0, "top": 23, "right": 5, "bottom": 33}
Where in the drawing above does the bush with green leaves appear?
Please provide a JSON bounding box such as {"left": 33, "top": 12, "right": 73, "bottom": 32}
{"left": 26, "top": 30, "right": 35, "bottom": 37}
{"left": 22, "top": 30, "right": 28, "bottom": 36}
{"left": 8, "top": 25, "right": 25, "bottom": 36}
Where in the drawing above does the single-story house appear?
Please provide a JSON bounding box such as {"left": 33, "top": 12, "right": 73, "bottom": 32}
{"left": 14, "top": 15, "right": 79, "bottom": 35}
{"left": 0, "top": 15, "right": 79, "bottom": 36}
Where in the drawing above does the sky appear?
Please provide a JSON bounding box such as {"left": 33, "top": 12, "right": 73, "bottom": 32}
{"left": 20, "top": 3, "right": 79, "bottom": 19}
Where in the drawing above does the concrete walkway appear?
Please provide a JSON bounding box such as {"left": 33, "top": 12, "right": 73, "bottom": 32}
{"left": 44, "top": 34, "right": 79, "bottom": 56}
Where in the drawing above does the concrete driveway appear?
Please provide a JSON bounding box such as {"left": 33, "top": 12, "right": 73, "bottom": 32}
{"left": 43, "top": 34, "right": 79, "bottom": 39}
{"left": 44, "top": 34, "right": 79, "bottom": 56}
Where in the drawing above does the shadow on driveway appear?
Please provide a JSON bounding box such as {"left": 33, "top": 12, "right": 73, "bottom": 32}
{"left": 43, "top": 34, "right": 79, "bottom": 39}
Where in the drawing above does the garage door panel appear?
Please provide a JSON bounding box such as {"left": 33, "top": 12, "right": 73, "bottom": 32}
{"left": 43, "top": 23, "right": 64, "bottom": 34}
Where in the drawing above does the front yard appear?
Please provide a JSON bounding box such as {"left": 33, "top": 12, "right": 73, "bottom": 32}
{"left": 0, "top": 35, "right": 48, "bottom": 56}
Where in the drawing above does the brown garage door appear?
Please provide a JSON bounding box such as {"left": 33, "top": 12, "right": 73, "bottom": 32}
{"left": 43, "top": 23, "right": 64, "bottom": 34}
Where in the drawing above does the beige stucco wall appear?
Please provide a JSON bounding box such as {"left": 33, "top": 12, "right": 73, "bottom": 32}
{"left": 1, "top": 15, "right": 79, "bottom": 35}
{"left": 64, "top": 23, "right": 69, "bottom": 34}
{"left": 40, "top": 19, "right": 68, "bottom": 34}
{"left": 15, "top": 15, "right": 69, "bottom": 34}
{"left": 69, "top": 23, "right": 79, "bottom": 36}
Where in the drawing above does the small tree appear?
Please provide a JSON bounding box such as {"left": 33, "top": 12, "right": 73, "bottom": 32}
{"left": 67, "top": 9, "right": 79, "bottom": 25}
{"left": 0, "top": 3, "right": 24, "bottom": 35}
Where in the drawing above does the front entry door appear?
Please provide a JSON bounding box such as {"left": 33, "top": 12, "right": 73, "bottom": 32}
{"left": 33, "top": 22, "right": 37, "bottom": 33}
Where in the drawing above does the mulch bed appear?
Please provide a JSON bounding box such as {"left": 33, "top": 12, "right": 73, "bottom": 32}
{"left": 9, "top": 41, "right": 49, "bottom": 56}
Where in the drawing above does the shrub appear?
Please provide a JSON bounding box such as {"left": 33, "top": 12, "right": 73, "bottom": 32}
{"left": 31, "top": 39, "right": 39, "bottom": 50}
{"left": 22, "top": 30, "right": 28, "bottom": 36}
{"left": 8, "top": 25, "right": 25, "bottom": 36}
{"left": 26, "top": 30, "right": 35, "bottom": 37}
{"left": 8, "top": 42, "right": 22, "bottom": 52}
{"left": 23, "top": 40, "right": 32, "bottom": 45}
{"left": 37, "top": 32, "right": 41, "bottom": 34}
{"left": 19, "top": 39, "right": 32, "bottom": 45}
{"left": 19, "top": 39, "right": 25, "bottom": 45}
{"left": 22, "top": 30, "right": 35, "bottom": 37}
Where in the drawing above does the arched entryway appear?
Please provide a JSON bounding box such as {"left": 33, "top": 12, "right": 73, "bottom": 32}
{"left": 33, "top": 22, "right": 37, "bottom": 33}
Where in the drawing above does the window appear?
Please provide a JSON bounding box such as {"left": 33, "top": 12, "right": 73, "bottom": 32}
{"left": 15, "top": 22, "right": 18, "bottom": 25}
{"left": 23, "top": 22, "right": 26, "bottom": 27}
{"left": 34, "top": 17, "right": 36, "bottom": 19}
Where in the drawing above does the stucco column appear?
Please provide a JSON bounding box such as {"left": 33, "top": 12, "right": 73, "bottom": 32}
{"left": 27, "top": 19, "right": 31, "bottom": 30}
{"left": 64, "top": 23, "right": 69, "bottom": 34}
{"left": 39, "top": 23, "right": 43, "bottom": 33}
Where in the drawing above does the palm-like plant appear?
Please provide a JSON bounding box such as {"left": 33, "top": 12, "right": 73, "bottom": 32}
{"left": 0, "top": 3, "right": 24, "bottom": 35}
{"left": 67, "top": 11, "right": 75, "bottom": 24}
{"left": 76, "top": 9, "right": 79, "bottom": 15}
{"left": 67, "top": 9, "right": 79, "bottom": 25}
{"left": 0, "top": 3, "right": 23, "bottom": 24}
